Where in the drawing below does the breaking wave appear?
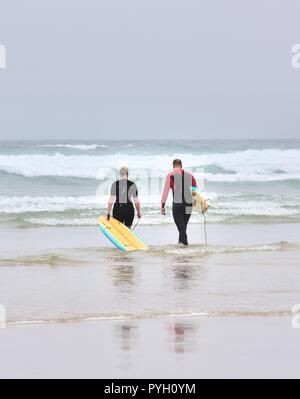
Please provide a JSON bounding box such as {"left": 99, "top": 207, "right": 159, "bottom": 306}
{"left": 1, "top": 241, "right": 299, "bottom": 267}
{"left": 0, "top": 149, "right": 299, "bottom": 182}
{"left": 0, "top": 191, "right": 299, "bottom": 226}
{"left": 38, "top": 144, "right": 109, "bottom": 150}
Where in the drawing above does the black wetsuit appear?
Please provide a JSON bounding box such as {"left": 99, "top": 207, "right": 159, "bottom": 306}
{"left": 171, "top": 171, "right": 193, "bottom": 245}
{"left": 110, "top": 179, "right": 138, "bottom": 228}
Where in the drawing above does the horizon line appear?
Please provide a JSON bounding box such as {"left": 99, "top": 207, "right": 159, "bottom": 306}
{"left": 0, "top": 138, "right": 299, "bottom": 142}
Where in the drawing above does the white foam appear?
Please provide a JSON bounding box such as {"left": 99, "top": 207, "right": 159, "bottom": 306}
{"left": 38, "top": 144, "right": 108, "bottom": 150}
{"left": 163, "top": 242, "right": 295, "bottom": 255}
{"left": 0, "top": 195, "right": 104, "bottom": 213}
{"left": 201, "top": 172, "right": 300, "bottom": 182}
{"left": 0, "top": 149, "right": 299, "bottom": 180}
{"left": 24, "top": 217, "right": 97, "bottom": 226}
{"left": 0, "top": 192, "right": 299, "bottom": 223}
{"left": 210, "top": 200, "right": 300, "bottom": 216}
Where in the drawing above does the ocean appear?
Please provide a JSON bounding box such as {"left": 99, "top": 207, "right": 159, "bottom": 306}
{"left": 0, "top": 139, "right": 300, "bottom": 227}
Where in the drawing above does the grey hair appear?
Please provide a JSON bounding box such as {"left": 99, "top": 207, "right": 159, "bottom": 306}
{"left": 119, "top": 166, "right": 129, "bottom": 177}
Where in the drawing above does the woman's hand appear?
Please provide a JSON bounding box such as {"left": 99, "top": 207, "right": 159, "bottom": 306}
{"left": 137, "top": 211, "right": 142, "bottom": 219}
{"left": 161, "top": 207, "right": 166, "bottom": 216}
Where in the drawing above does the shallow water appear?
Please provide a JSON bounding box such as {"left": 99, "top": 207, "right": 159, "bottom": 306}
{"left": 1, "top": 224, "right": 299, "bottom": 326}
{"left": 0, "top": 140, "right": 299, "bottom": 372}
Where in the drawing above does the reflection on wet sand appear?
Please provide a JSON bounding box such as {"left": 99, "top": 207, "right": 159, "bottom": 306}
{"left": 105, "top": 252, "right": 140, "bottom": 291}
{"left": 169, "top": 261, "right": 207, "bottom": 290}
{"left": 110, "top": 265, "right": 137, "bottom": 287}
{"left": 117, "top": 323, "right": 138, "bottom": 351}
{"left": 114, "top": 320, "right": 198, "bottom": 365}
{"left": 114, "top": 322, "right": 139, "bottom": 371}
{"left": 168, "top": 322, "right": 199, "bottom": 354}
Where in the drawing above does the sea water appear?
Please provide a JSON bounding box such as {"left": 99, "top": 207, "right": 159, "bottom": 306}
{"left": 0, "top": 140, "right": 300, "bottom": 326}
{"left": 0, "top": 139, "right": 299, "bottom": 227}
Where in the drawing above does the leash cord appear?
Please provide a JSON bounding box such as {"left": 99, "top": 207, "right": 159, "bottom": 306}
{"left": 202, "top": 211, "right": 208, "bottom": 245}
{"left": 132, "top": 218, "right": 140, "bottom": 232}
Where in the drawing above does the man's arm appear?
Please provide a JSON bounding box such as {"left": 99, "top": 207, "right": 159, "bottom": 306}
{"left": 161, "top": 173, "right": 171, "bottom": 214}
{"left": 191, "top": 174, "right": 198, "bottom": 196}
{"left": 192, "top": 174, "right": 197, "bottom": 189}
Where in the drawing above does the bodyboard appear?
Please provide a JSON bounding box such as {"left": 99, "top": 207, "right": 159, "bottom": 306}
{"left": 99, "top": 216, "right": 148, "bottom": 252}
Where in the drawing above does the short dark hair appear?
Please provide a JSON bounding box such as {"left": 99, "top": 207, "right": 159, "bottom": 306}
{"left": 173, "top": 159, "right": 182, "bottom": 168}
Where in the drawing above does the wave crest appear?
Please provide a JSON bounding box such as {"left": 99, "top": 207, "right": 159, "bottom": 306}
{"left": 0, "top": 149, "right": 299, "bottom": 181}
{"left": 1, "top": 241, "right": 299, "bottom": 267}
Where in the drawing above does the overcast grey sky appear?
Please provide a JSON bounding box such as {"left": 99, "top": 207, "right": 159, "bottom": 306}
{"left": 0, "top": 0, "right": 300, "bottom": 140}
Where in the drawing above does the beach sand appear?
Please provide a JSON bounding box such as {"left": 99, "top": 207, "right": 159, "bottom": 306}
{"left": 0, "top": 223, "right": 300, "bottom": 378}
{"left": 0, "top": 316, "right": 299, "bottom": 379}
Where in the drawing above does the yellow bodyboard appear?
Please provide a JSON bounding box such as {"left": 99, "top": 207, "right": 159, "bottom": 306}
{"left": 99, "top": 216, "right": 148, "bottom": 252}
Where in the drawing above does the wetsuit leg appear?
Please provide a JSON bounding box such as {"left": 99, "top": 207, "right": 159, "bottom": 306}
{"left": 184, "top": 209, "right": 192, "bottom": 243}
{"left": 172, "top": 204, "right": 191, "bottom": 245}
{"left": 113, "top": 204, "right": 135, "bottom": 228}
{"left": 123, "top": 204, "right": 135, "bottom": 228}
{"left": 113, "top": 204, "right": 123, "bottom": 224}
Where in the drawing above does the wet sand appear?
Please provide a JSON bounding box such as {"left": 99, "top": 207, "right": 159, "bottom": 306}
{"left": 0, "top": 316, "right": 300, "bottom": 379}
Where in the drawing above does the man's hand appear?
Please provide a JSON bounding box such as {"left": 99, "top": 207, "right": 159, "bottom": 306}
{"left": 137, "top": 211, "right": 142, "bottom": 219}
{"left": 106, "top": 213, "right": 111, "bottom": 221}
{"left": 161, "top": 207, "right": 166, "bottom": 216}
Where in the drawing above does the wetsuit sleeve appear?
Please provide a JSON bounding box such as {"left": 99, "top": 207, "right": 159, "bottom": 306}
{"left": 110, "top": 181, "right": 117, "bottom": 197}
{"left": 161, "top": 173, "right": 171, "bottom": 207}
{"left": 192, "top": 175, "right": 197, "bottom": 189}
{"left": 128, "top": 182, "right": 138, "bottom": 200}
{"left": 132, "top": 183, "right": 138, "bottom": 198}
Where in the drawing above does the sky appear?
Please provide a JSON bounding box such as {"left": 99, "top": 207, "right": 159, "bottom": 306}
{"left": 0, "top": 0, "right": 300, "bottom": 140}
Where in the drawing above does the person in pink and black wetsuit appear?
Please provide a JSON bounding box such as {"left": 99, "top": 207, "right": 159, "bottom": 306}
{"left": 161, "top": 159, "right": 197, "bottom": 246}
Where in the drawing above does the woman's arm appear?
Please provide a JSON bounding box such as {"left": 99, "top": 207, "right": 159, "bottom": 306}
{"left": 107, "top": 195, "right": 115, "bottom": 218}
{"left": 131, "top": 183, "right": 141, "bottom": 218}
{"left": 134, "top": 197, "right": 142, "bottom": 219}
{"left": 107, "top": 182, "right": 116, "bottom": 219}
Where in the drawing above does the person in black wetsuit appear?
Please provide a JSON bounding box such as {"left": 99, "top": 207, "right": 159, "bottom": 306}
{"left": 107, "top": 166, "right": 141, "bottom": 228}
